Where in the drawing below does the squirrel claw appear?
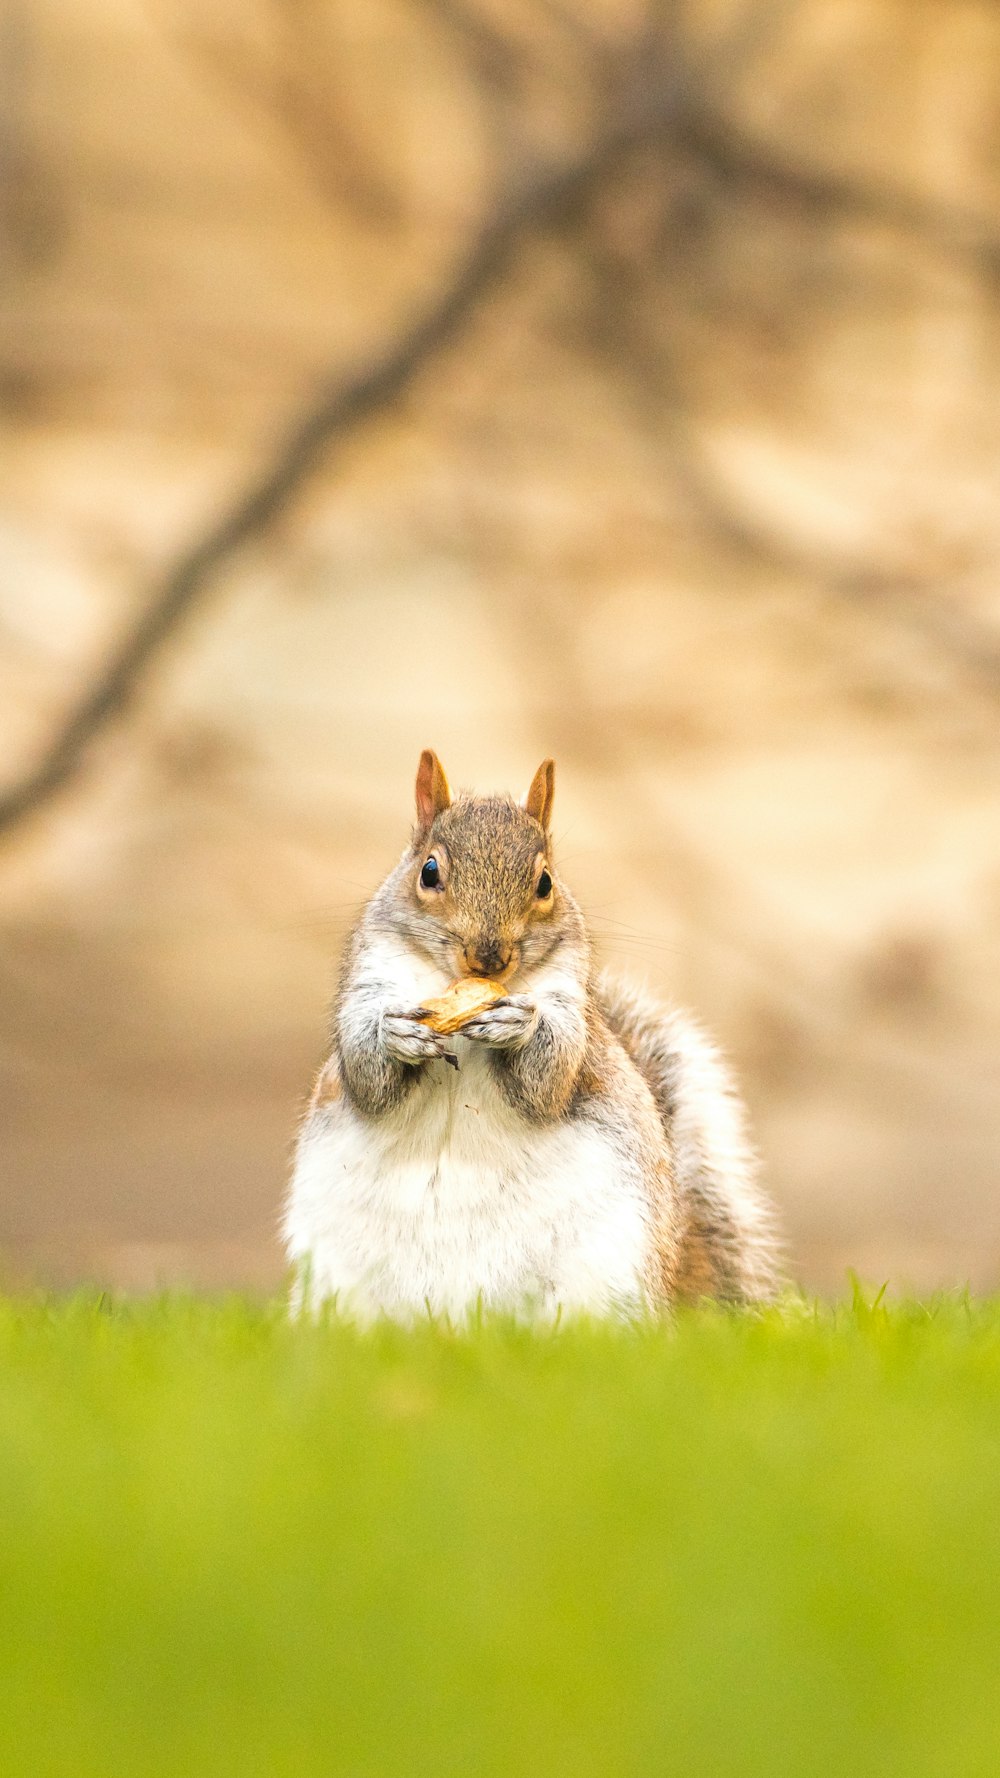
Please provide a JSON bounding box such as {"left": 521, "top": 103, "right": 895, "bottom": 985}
{"left": 441, "top": 1050, "right": 460, "bottom": 1071}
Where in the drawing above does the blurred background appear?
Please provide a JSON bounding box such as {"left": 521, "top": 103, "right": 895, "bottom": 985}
{"left": 1, "top": 0, "right": 998, "bottom": 1295}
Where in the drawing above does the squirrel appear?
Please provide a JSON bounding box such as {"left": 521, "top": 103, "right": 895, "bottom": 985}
{"left": 284, "top": 751, "right": 781, "bottom": 1319}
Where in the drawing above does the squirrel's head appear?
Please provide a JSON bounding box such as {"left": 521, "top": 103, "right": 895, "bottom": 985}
{"left": 398, "top": 750, "right": 568, "bottom": 982}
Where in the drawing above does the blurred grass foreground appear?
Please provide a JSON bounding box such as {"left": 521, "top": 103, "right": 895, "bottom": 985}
{"left": 2, "top": 1291, "right": 1000, "bottom": 1777}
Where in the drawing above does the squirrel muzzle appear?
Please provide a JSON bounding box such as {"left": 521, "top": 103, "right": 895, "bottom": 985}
{"left": 463, "top": 939, "right": 513, "bottom": 979}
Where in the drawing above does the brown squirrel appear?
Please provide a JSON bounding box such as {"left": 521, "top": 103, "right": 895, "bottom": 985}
{"left": 284, "top": 752, "right": 781, "bottom": 1318}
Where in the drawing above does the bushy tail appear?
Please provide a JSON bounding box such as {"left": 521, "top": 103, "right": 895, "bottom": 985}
{"left": 596, "top": 972, "right": 783, "bottom": 1302}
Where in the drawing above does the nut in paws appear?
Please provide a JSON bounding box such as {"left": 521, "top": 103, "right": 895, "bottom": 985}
{"left": 458, "top": 995, "right": 538, "bottom": 1049}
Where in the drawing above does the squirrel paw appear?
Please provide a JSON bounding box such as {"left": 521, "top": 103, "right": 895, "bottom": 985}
{"left": 382, "top": 1008, "right": 451, "bottom": 1066}
{"left": 458, "top": 995, "right": 538, "bottom": 1050}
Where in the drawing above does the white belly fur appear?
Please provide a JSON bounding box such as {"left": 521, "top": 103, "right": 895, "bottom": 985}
{"left": 285, "top": 1037, "right": 650, "bottom": 1322}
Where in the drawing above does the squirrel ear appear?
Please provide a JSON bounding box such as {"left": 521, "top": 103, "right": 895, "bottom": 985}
{"left": 415, "top": 749, "right": 451, "bottom": 831}
{"left": 523, "top": 758, "right": 555, "bottom": 831}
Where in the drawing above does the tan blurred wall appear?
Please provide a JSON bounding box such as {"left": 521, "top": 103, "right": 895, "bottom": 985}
{"left": 1, "top": 0, "right": 999, "bottom": 1293}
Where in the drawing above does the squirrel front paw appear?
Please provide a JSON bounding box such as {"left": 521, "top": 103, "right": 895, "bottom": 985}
{"left": 382, "top": 1008, "right": 450, "bottom": 1066}
{"left": 458, "top": 995, "right": 538, "bottom": 1050}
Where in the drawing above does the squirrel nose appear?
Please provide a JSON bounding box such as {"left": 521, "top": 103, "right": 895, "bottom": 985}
{"left": 466, "top": 940, "right": 510, "bottom": 978}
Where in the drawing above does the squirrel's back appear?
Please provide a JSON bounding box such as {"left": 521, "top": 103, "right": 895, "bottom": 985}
{"left": 597, "top": 973, "right": 782, "bottom": 1302}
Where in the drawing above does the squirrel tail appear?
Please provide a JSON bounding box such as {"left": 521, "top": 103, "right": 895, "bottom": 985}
{"left": 596, "top": 971, "right": 784, "bottom": 1303}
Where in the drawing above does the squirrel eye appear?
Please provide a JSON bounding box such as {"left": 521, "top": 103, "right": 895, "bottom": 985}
{"left": 536, "top": 869, "right": 553, "bottom": 899}
{"left": 420, "top": 857, "right": 440, "bottom": 890}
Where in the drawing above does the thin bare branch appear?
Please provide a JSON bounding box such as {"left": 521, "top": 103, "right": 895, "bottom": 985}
{"left": 692, "top": 0, "right": 804, "bottom": 92}
{"left": 580, "top": 238, "right": 1000, "bottom": 698}
{"left": 677, "top": 104, "right": 1000, "bottom": 275}
{"left": 411, "top": 0, "right": 526, "bottom": 93}
{"left": 164, "top": 18, "right": 403, "bottom": 226}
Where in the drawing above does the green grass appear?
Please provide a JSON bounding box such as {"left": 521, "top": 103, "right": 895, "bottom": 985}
{"left": 1, "top": 1289, "right": 999, "bottom": 1777}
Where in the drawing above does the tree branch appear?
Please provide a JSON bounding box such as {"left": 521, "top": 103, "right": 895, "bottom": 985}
{"left": 0, "top": 86, "right": 682, "bottom": 842}
{"left": 410, "top": 0, "right": 526, "bottom": 93}
{"left": 12, "top": 0, "right": 984, "bottom": 842}
{"left": 579, "top": 237, "right": 1000, "bottom": 699}
{"left": 167, "top": 22, "right": 403, "bottom": 227}
{"left": 677, "top": 103, "right": 1000, "bottom": 274}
